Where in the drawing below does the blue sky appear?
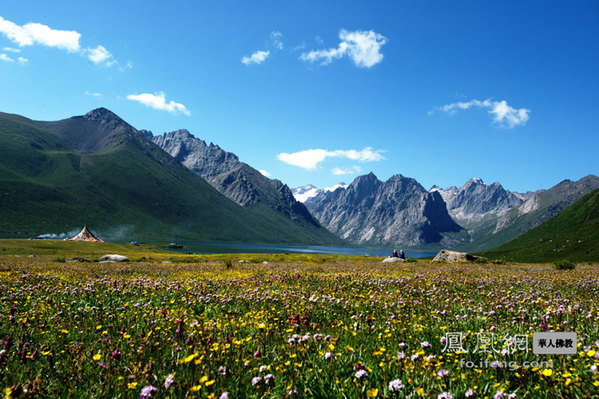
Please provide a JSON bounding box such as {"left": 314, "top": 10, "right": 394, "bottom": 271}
{"left": 1, "top": 0, "right": 598, "bottom": 193}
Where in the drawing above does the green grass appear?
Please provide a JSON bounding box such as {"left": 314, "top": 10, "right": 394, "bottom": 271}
{"left": 483, "top": 188, "right": 599, "bottom": 262}
{"left": 1, "top": 258, "right": 598, "bottom": 398}
{"left": 0, "top": 239, "right": 380, "bottom": 265}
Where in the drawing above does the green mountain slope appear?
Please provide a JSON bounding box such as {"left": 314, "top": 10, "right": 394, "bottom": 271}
{"left": 483, "top": 188, "right": 599, "bottom": 262}
{"left": 0, "top": 109, "right": 341, "bottom": 244}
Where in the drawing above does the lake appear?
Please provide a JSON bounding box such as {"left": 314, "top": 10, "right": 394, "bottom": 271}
{"left": 167, "top": 241, "right": 437, "bottom": 258}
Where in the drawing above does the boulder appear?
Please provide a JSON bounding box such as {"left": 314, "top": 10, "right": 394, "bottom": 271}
{"left": 433, "top": 249, "right": 478, "bottom": 262}
{"left": 99, "top": 254, "right": 131, "bottom": 262}
{"left": 382, "top": 257, "right": 406, "bottom": 263}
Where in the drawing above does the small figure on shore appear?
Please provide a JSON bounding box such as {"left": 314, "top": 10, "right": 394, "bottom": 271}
{"left": 399, "top": 249, "right": 406, "bottom": 259}
{"left": 392, "top": 249, "right": 398, "bottom": 257}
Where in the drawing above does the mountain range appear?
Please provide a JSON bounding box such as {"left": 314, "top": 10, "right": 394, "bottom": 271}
{"left": 303, "top": 173, "right": 465, "bottom": 247}
{"left": 0, "top": 108, "right": 339, "bottom": 244}
{"left": 297, "top": 174, "right": 599, "bottom": 251}
{"left": 1, "top": 106, "right": 597, "bottom": 254}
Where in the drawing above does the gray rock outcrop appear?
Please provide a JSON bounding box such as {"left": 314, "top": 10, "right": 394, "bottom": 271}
{"left": 99, "top": 254, "right": 131, "bottom": 262}
{"left": 433, "top": 250, "right": 477, "bottom": 262}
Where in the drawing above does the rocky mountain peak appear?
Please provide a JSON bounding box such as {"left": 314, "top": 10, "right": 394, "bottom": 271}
{"left": 168, "top": 129, "right": 194, "bottom": 139}
{"left": 139, "top": 129, "right": 153, "bottom": 138}
{"left": 83, "top": 108, "right": 124, "bottom": 124}
{"left": 304, "top": 173, "right": 463, "bottom": 246}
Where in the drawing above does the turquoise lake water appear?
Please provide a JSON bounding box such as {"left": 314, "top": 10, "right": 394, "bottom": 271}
{"left": 166, "top": 241, "right": 437, "bottom": 258}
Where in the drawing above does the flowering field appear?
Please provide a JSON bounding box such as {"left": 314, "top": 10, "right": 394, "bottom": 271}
{"left": 1, "top": 258, "right": 598, "bottom": 398}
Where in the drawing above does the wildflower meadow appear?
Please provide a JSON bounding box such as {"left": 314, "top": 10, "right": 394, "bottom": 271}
{"left": 1, "top": 258, "right": 598, "bottom": 398}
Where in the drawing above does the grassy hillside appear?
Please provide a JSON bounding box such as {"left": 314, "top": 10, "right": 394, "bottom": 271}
{"left": 0, "top": 111, "right": 341, "bottom": 245}
{"left": 483, "top": 188, "right": 599, "bottom": 262}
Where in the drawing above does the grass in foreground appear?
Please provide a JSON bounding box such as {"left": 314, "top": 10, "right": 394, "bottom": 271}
{"left": 0, "top": 258, "right": 598, "bottom": 398}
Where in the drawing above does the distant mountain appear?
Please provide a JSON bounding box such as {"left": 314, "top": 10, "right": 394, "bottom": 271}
{"left": 447, "top": 175, "right": 599, "bottom": 252}
{"left": 152, "top": 130, "right": 329, "bottom": 233}
{"left": 304, "top": 172, "right": 464, "bottom": 247}
{"left": 430, "top": 178, "right": 528, "bottom": 222}
{"left": 292, "top": 183, "right": 348, "bottom": 203}
{"left": 0, "top": 108, "right": 339, "bottom": 244}
{"left": 483, "top": 188, "right": 599, "bottom": 262}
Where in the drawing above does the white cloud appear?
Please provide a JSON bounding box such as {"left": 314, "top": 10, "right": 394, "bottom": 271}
{"left": 126, "top": 92, "right": 191, "bottom": 116}
{"left": 270, "top": 31, "right": 283, "bottom": 50}
{"left": 277, "top": 147, "right": 385, "bottom": 170}
{"left": 431, "top": 98, "right": 530, "bottom": 128}
{"left": 0, "top": 53, "right": 13, "bottom": 62}
{"left": 86, "top": 45, "right": 116, "bottom": 66}
{"left": 300, "top": 29, "right": 387, "bottom": 68}
{"left": 241, "top": 50, "right": 270, "bottom": 65}
{"left": 0, "top": 16, "right": 119, "bottom": 67}
{"left": 84, "top": 90, "right": 103, "bottom": 98}
{"left": 332, "top": 166, "right": 363, "bottom": 175}
{"left": 291, "top": 42, "right": 306, "bottom": 52}
{"left": 258, "top": 169, "right": 272, "bottom": 178}
{"left": 17, "top": 56, "right": 27, "bottom": 64}
{"left": 0, "top": 16, "right": 81, "bottom": 51}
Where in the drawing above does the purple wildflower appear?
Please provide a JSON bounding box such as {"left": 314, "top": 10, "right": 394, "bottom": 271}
{"left": 140, "top": 385, "right": 158, "bottom": 399}
{"left": 164, "top": 374, "right": 174, "bottom": 389}
{"left": 252, "top": 376, "right": 262, "bottom": 386}
{"left": 355, "top": 369, "right": 368, "bottom": 379}
{"left": 388, "top": 379, "right": 404, "bottom": 392}
{"left": 264, "top": 374, "right": 275, "bottom": 385}
{"left": 437, "top": 369, "right": 449, "bottom": 378}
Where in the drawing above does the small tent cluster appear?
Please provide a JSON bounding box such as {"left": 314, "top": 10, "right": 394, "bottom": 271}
{"left": 66, "top": 224, "right": 104, "bottom": 242}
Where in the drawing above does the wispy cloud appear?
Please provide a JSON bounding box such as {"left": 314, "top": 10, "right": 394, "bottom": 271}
{"left": 332, "top": 166, "right": 363, "bottom": 175}
{"left": 126, "top": 92, "right": 190, "bottom": 116}
{"left": 300, "top": 29, "right": 388, "bottom": 68}
{"left": 241, "top": 50, "right": 270, "bottom": 65}
{"left": 0, "top": 16, "right": 120, "bottom": 67}
{"left": 277, "top": 147, "right": 385, "bottom": 170}
{"left": 85, "top": 45, "right": 116, "bottom": 66}
{"left": 258, "top": 169, "right": 272, "bottom": 178}
{"left": 430, "top": 98, "right": 530, "bottom": 128}
{"left": 119, "top": 60, "right": 134, "bottom": 71}
{"left": 84, "top": 90, "right": 103, "bottom": 98}
{"left": 0, "top": 53, "right": 13, "bottom": 62}
{"left": 270, "top": 31, "right": 283, "bottom": 50}
{"left": 17, "top": 56, "right": 27, "bottom": 64}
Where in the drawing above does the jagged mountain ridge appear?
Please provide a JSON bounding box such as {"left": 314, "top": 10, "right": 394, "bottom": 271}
{"left": 152, "top": 129, "right": 321, "bottom": 227}
{"left": 304, "top": 172, "right": 464, "bottom": 247}
{"left": 436, "top": 175, "right": 599, "bottom": 252}
{"left": 292, "top": 183, "right": 348, "bottom": 203}
{"left": 430, "top": 177, "right": 529, "bottom": 222}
